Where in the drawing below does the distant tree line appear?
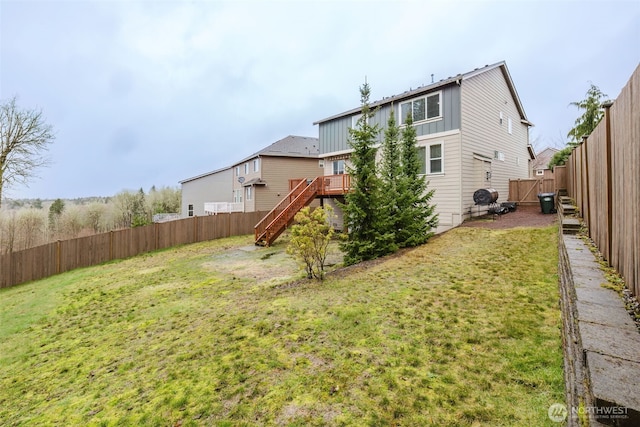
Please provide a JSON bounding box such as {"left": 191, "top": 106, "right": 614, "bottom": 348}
{"left": 0, "top": 186, "right": 180, "bottom": 253}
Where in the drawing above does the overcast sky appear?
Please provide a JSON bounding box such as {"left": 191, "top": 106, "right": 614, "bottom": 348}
{"left": 1, "top": 0, "right": 638, "bottom": 200}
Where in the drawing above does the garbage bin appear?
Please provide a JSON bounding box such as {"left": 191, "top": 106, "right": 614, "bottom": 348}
{"left": 537, "top": 192, "right": 555, "bottom": 214}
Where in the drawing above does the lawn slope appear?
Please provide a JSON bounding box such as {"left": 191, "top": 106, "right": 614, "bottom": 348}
{"left": 0, "top": 227, "right": 563, "bottom": 426}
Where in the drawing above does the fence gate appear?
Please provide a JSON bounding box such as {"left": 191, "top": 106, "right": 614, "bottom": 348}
{"left": 508, "top": 178, "right": 555, "bottom": 205}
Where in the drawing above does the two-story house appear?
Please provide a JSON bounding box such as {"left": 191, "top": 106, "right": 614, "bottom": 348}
{"left": 313, "top": 61, "right": 535, "bottom": 233}
{"left": 180, "top": 135, "right": 321, "bottom": 217}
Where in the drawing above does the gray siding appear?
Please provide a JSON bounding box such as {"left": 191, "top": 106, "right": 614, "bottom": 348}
{"left": 181, "top": 168, "right": 233, "bottom": 217}
{"left": 319, "top": 85, "right": 460, "bottom": 155}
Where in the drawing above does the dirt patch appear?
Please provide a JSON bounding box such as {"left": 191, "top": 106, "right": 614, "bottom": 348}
{"left": 460, "top": 204, "right": 557, "bottom": 229}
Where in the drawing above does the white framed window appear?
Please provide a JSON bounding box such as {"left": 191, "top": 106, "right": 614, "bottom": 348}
{"left": 245, "top": 186, "right": 252, "bottom": 201}
{"left": 333, "top": 160, "right": 345, "bottom": 175}
{"left": 427, "top": 142, "right": 443, "bottom": 174}
{"left": 536, "top": 169, "right": 544, "bottom": 176}
{"left": 417, "top": 146, "right": 427, "bottom": 174}
{"left": 235, "top": 166, "right": 240, "bottom": 176}
{"left": 494, "top": 150, "right": 505, "bottom": 161}
{"left": 508, "top": 118, "right": 513, "bottom": 134}
{"left": 244, "top": 163, "right": 249, "bottom": 174}
{"left": 400, "top": 91, "right": 441, "bottom": 124}
{"left": 188, "top": 204, "right": 194, "bottom": 217}
{"left": 351, "top": 114, "right": 362, "bottom": 128}
{"left": 253, "top": 158, "right": 259, "bottom": 172}
{"left": 233, "top": 189, "right": 242, "bottom": 203}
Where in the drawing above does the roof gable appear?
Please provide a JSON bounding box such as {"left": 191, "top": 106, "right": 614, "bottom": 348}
{"left": 314, "top": 61, "right": 530, "bottom": 125}
{"left": 234, "top": 135, "right": 319, "bottom": 165}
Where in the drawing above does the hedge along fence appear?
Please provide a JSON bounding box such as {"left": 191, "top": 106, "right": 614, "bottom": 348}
{"left": 0, "top": 211, "right": 268, "bottom": 289}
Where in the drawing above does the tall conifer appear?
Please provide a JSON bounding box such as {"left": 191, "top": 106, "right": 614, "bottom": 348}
{"left": 341, "top": 81, "right": 396, "bottom": 265}
{"left": 396, "top": 113, "right": 438, "bottom": 247}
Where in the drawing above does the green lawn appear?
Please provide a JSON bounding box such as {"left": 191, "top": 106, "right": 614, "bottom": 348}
{"left": 0, "top": 226, "right": 564, "bottom": 426}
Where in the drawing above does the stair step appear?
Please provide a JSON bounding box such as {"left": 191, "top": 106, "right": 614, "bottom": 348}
{"left": 562, "top": 218, "right": 581, "bottom": 235}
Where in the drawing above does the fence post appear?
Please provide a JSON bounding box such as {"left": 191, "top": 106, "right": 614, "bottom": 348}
{"left": 581, "top": 136, "right": 590, "bottom": 234}
{"left": 603, "top": 101, "right": 614, "bottom": 263}
{"left": 193, "top": 215, "right": 198, "bottom": 243}
{"left": 56, "top": 240, "right": 61, "bottom": 274}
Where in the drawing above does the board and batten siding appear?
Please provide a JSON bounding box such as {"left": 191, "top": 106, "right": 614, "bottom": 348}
{"left": 319, "top": 85, "right": 461, "bottom": 156}
{"left": 256, "top": 156, "right": 322, "bottom": 212}
{"left": 460, "top": 66, "right": 530, "bottom": 215}
{"left": 181, "top": 168, "right": 233, "bottom": 217}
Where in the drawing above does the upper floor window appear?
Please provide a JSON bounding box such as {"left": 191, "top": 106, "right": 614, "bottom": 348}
{"left": 188, "top": 204, "right": 194, "bottom": 217}
{"left": 253, "top": 159, "right": 259, "bottom": 172}
{"left": 401, "top": 92, "right": 441, "bottom": 124}
{"left": 244, "top": 163, "right": 249, "bottom": 174}
{"left": 235, "top": 166, "right": 240, "bottom": 176}
{"left": 333, "top": 160, "right": 345, "bottom": 175}
{"left": 494, "top": 150, "right": 505, "bottom": 161}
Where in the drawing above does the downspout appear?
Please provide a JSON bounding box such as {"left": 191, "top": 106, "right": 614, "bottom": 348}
{"left": 457, "top": 78, "right": 464, "bottom": 223}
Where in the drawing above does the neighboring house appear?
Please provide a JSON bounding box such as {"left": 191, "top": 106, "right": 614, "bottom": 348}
{"left": 230, "top": 135, "right": 321, "bottom": 212}
{"left": 531, "top": 147, "right": 559, "bottom": 179}
{"left": 180, "top": 135, "right": 321, "bottom": 217}
{"left": 179, "top": 167, "right": 233, "bottom": 217}
{"left": 313, "top": 61, "right": 535, "bottom": 233}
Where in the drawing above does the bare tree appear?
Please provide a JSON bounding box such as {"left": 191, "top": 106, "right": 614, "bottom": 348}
{"left": 0, "top": 96, "right": 55, "bottom": 207}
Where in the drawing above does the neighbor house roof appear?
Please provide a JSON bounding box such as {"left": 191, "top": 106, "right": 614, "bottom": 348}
{"left": 532, "top": 147, "right": 560, "bottom": 170}
{"left": 179, "top": 136, "right": 319, "bottom": 185}
{"left": 313, "top": 61, "right": 532, "bottom": 126}
{"left": 179, "top": 166, "right": 231, "bottom": 184}
{"left": 234, "top": 135, "right": 319, "bottom": 165}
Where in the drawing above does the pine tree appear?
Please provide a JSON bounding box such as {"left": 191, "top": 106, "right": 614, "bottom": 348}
{"left": 380, "top": 108, "right": 402, "bottom": 241}
{"left": 395, "top": 113, "right": 438, "bottom": 247}
{"left": 340, "top": 81, "right": 396, "bottom": 265}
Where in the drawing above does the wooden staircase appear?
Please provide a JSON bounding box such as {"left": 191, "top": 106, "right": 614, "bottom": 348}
{"left": 254, "top": 177, "right": 322, "bottom": 246}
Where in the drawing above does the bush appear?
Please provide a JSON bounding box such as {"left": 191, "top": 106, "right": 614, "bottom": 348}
{"left": 286, "top": 207, "right": 335, "bottom": 280}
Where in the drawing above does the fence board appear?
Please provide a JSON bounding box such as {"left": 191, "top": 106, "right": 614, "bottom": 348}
{"left": 566, "top": 63, "right": 640, "bottom": 297}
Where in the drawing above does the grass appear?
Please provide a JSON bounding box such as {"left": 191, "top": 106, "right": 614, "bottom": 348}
{"left": 0, "top": 226, "right": 564, "bottom": 426}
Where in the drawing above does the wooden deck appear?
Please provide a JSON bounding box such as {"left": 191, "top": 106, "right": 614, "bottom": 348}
{"left": 255, "top": 175, "right": 351, "bottom": 246}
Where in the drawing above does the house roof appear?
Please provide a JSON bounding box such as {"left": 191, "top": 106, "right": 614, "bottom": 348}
{"left": 179, "top": 135, "right": 319, "bottom": 184}
{"left": 532, "top": 147, "right": 560, "bottom": 170}
{"left": 178, "top": 166, "right": 231, "bottom": 184}
{"left": 313, "top": 61, "right": 532, "bottom": 126}
{"left": 234, "top": 135, "right": 319, "bottom": 165}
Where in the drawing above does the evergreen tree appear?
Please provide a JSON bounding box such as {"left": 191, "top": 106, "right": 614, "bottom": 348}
{"left": 395, "top": 113, "right": 438, "bottom": 247}
{"left": 379, "top": 108, "right": 402, "bottom": 242}
{"left": 549, "top": 83, "right": 610, "bottom": 169}
{"left": 340, "top": 81, "right": 396, "bottom": 265}
{"left": 131, "top": 188, "right": 150, "bottom": 227}
{"left": 48, "top": 198, "right": 65, "bottom": 234}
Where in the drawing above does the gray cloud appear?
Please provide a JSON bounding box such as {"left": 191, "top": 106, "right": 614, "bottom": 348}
{"left": 1, "top": 0, "right": 638, "bottom": 199}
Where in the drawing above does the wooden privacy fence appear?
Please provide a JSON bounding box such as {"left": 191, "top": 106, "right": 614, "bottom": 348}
{"left": 508, "top": 178, "right": 555, "bottom": 205}
{"left": 0, "top": 211, "right": 268, "bottom": 289}
{"left": 566, "top": 63, "right": 640, "bottom": 297}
